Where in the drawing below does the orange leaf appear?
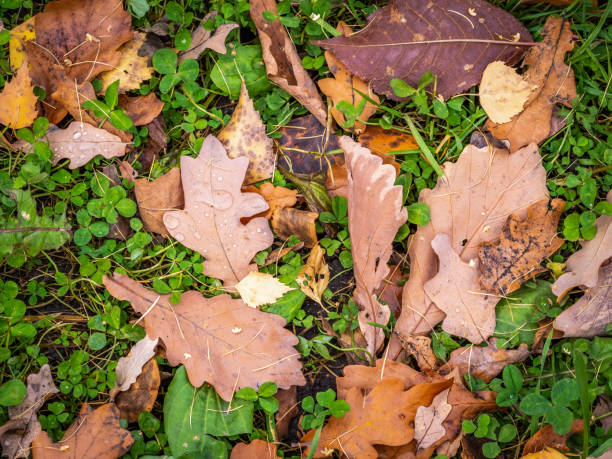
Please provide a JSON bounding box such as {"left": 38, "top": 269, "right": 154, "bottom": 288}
{"left": 0, "top": 61, "right": 38, "bottom": 129}
{"left": 230, "top": 439, "right": 277, "bottom": 459}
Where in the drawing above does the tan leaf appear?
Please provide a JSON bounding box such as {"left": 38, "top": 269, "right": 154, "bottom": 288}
{"left": 250, "top": 0, "right": 327, "bottom": 126}
{"left": 118, "top": 93, "right": 165, "bottom": 126}
{"left": 342, "top": 136, "right": 407, "bottom": 355}
{"left": 0, "top": 61, "right": 38, "bottom": 129}
{"left": 378, "top": 265, "right": 406, "bottom": 317}
{"left": 115, "top": 358, "right": 160, "bottom": 423}
{"left": 112, "top": 335, "right": 159, "bottom": 394}
{"left": 230, "top": 439, "right": 277, "bottom": 459}
{"left": 554, "top": 262, "right": 611, "bottom": 338}
{"left": 396, "top": 334, "right": 439, "bottom": 371}
{"left": 325, "top": 163, "right": 348, "bottom": 199}
{"left": 478, "top": 199, "right": 565, "bottom": 295}
{"left": 297, "top": 244, "right": 330, "bottom": 305}
{"left": 479, "top": 61, "right": 535, "bottom": 124}
{"left": 302, "top": 378, "right": 452, "bottom": 459}
{"left": 31, "top": 403, "right": 133, "bottom": 459}
{"left": 424, "top": 234, "right": 499, "bottom": 343}
{"left": 358, "top": 126, "right": 417, "bottom": 176}
{"left": 523, "top": 420, "right": 584, "bottom": 455}
{"left": 98, "top": 32, "right": 154, "bottom": 93}
{"left": 0, "top": 365, "right": 58, "bottom": 459}
{"left": 275, "top": 386, "right": 298, "bottom": 440}
{"left": 552, "top": 191, "right": 612, "bottom": 299}
{"left": 244, "top": 183, "right": 297, "bottom": 220}
{"left": 103, "top": 272, "right": 305, "bottom": 401}
{"left": 235, "top": 271, "right": 294, "bottom": 308}
{"left": 414, "top": 389, "right": 452, "bottom": 450}
{"left": 486, "top": 17, "right": 577, "bottom": 151}
{"left": 396, "top": 143, "right": 548, "bottom": 339}
{"left": 271, "top": 207, "right": 318, "bottom": 248}
{"left": 218, "top": 81, "right": 275, "bottom": 184}
{"left": 178, "top": 17, "right": 238, "bottom": 62}
{"left": 162, "top": 135, "right": 274, "bottom": 286}
{"left": 9, "top": 17, "right": 35, "bottom": 70}
{"left": 522, "top": 447, "right": 570, "bottom": 459}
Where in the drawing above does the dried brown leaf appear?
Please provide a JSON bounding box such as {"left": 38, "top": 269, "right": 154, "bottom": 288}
{"left": 275, "top": 386, "right": 298, "bottom": 440}
{"left": 118, "top": 93, "right": 165, "bottom": 126}
{"left": 358, "top": 126, "right": 417, "bottom": 175}
{"left": 98, "top": 32, "right": 154, "bottom": 93}
{"left": 522, "top": 448, "right": 571, "bottom": 459}
{"left": 414, "top": 389, "right": 452, "bottom": 450}
{"left": 325, "top": 163, "right": 348, "bottom": 199}
{"left": 115, "top": 358, "right": 160, "bottom": 423}
{"left": 230, "top": 439, "right": 277, "bottom": 459}
{"left": 296, "top": 244, "right": 330, "bottom": 305}
{"left": 0, "top": 61, "right": 38, "bottom": 129}
{"left": 593, "top": 396, "right": 612, "bottom": 433}
{"left": 271, "top": 207, "right": 318, "bottom": 248}
{"left": 179, "top": 18, "right": 238, "bottom": 62}
{"left": 523, "top": 420, "right": 584, "bottom": 455}
{"left": 112, "top": 335, "right": 159, "bottom": 394}
{"left": 244, "top": 183, "right": 297, "bottom": 220}
{"left": 396, "top": 334, "right": 439, "bottom": 371}
{"left": 103, "top": 272, "right": 305, "bottom": 401}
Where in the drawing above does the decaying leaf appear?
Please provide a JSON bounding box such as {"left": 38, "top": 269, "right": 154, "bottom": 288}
{"left": 302, "top": 378, "right": 452, "bottom": 459}
{"left": 218, "top": 81, "right": 275, "bottom": 184}
{"left": 325, "top": 163, "right": 348, "bottom": 199}
{"left": 342, "top": 136, "right": 407, "bottom": 355}
{"left": 396, "top": 143, "right": 548, "bottom": 339}
{"left": 118, "top": 93, "right": 165, "bottom": 126}
{"left": 318, "top": 21, "right": 380, "bottom": 134}
{"left": 522, "top": 447, "right": 571, "bottom": 459}
{"left": 112, "top": 335, "right": 159, "bottom": 394}
{"left": 396, "top": 334, "right": 439, "bottom": 371}
{"left": 140, "top": 116, "right": 167, "bottom": 172}
{"left": 296, "top": 244, "right": 330, "bottom": 305}
{"left": 250, "top": 0, "right": 327, "bottom": 125}
{"left": 244, "top": 183, "right": 297, "bottom": 220}
{"left": 115, "top": 358, "right": 161, "bottom": 423}
{"left": 479, "top": 61, "right": 536, "bottom": 124}
{"left": 425, "top": 234, "right": 498, "bottom": 343}
{"left": 162, "top": 135, "right": 274, "bottom": 286}
{"left": 9, "top": 17, "right": 35, "bottom": 70}
{"left": 230, "top": 439, "right": 277, "bottom": 459}
{"left": 275, "top": 386, "right": 298, "bottom": 440}
{"left": 314, "top": 0, "right": 531, "bottom": 100}
{"left": 0, "top": 61, "right": 38, "bottom": 129}
{"left": 414, "top": 389, "right": 452, "bottom": 450}
{"left": 31, "top": 403, "right": 133, "bottom": 459}
{"left": 103, "top": 272, "right": 305, "bottom": 401}
{"left": 358, "top": 126, "right": 416, "bottom": 176}
{"left": 178, "top": 15, "right": 238, "bottom": 62}
{"left": 486, "top": 17, "right": 577, "bottom": 151}
{"left": 478, "top": 199, "right": 565, "bottom": 295}
{"left": 441, "top": 338, "right": 530, "bottom": 383}
{"left": 235, "top": 271, "right": 294, "bottom": 308}
{"left": 554, "top": 263, "right": 611, "bottom": 338}
{"left": 552, "top": 191, "right": 612, "bottom": 299}
{"left": 0, "top": 365, "right": 58, "bottom": 459}
{"left": 271, "top": 207, "right": 318, "bottom": 248}
{"left": 523, "top": 420, "right": 584, "bottom": 455}
{"left": 98, "top": 32, "right": 154, "bottom": 93}
{"left": 593, "top": 396, "right": 612, "bottom": 434}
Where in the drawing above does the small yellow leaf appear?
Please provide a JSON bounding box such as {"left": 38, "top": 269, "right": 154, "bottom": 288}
{"left": 9, "top": 17, "right": 35, "bottom": 70}
{"left": 0, "top": 60, "right": 38, "bottom": 129}
{"left": 235, "top": 272, "right": 293, "bottom": 308}
{"left": 296, "top": 244, "right": 330, "bottom": 305}
{"left": 98, "top": 32, "right": 154, "bottom": 93}
{"left": 522, "top": 447, "right": 569, "bottom": 459}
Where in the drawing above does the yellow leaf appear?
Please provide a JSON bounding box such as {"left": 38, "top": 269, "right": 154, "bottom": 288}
{"left": 296, "top": 244, "right": 330, "bottom": 305}
{"left": 522, "top": 447, "right": 569, "bottom": 459}
{"left": 98, "top": 32, "right": 154, "bottom": 93}
{"left": 235, "top": 272, "right": 293, "bottom": 308}
{"left": 0, "top": 60, "right": 39, "bottom": 129}
{"left": 9, "top": 17, "right": 35, "bottom": 71}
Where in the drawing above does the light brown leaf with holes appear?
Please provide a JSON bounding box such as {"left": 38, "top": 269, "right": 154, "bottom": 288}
{"left": 235, "top": 271, "right": 294, "bottom": 308}
{"left": 103, "top": 272, "right": 305, "bottom": 401}
{"left": 32, "top": 403, "right": 133, "bottom": 459}
{"left": 395, "top": 143, "right": 548, "bottom": 339}
{"left": 115, "top": 358, "right": 160, "bottom": 423}
{"left": 0, "top": 61, "right": 38, "bottom": 129}
{"left": 414, "top": 389, "right": 452, "bottom": 450}
{"left": 178, "top": 15, "right": 238, "bottom": 62}
{"left": 342, "top": 136, "right": 407, "bottom": 355}
{"left": 243, "top": 183, "right": 297, "bottom": 220}
{"left": 250, "top": 0, "right": 327, "bottom": 126}
{"left": 119, "top": 93, "right": 165, "bottom": 126}
{"left": 218, "top": 81, "right": 275, "bottom": 184}
{"left": 162, "top": 135, "right": 274, "bottom": 286}
{"left": 112, "top": 335, "right": 159, "bottom": 394}
{"left": 0, "top": 365, "right": 58, "bottom": 459}
{"left": 230, "top": 439, "right": 277, "bottom": 459}
{"left": 98, "top": 32, "right": 154, "bottom": 93}
{"left": 297, "top": 244, "right": 329, "bottom": 305}
{"left": 271, "top": 207, "right": 318, "bottom": 248}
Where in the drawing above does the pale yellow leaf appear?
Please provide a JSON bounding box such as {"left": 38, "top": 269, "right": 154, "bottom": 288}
{"left": 235, "top": 272, "right": 294, "bottom": 308}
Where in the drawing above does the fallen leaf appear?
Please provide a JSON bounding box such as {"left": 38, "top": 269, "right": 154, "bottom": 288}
{"left": 0, "top": 365, "right": 58, "bottom": 459}
{"left": 358, "top": 126, "right": 417, "bottom": 176}
{"left": 115, "top": 358, "right": 160, "bottom": 423}
{"left": 414, "top": 389, "right": 452, "bottom": 450}
{"left": 523, "top": 420, "right": 584, "bottom": 455}
{"left": 9, "top": 17, "right": 35, "bottom": 70}
{"left": 425, "top": 234, "right": 499, "bottom": 343}
{"left": 218, "top": 81, "right": 275, "bottom": 184}
{"left": 118, "top": 93, "right": 165, "bottom": 126}
{"left": 112, "top": 335, "right": 159, "bottom": 394}
{"left": 553, "top": 263, "right": 612, "bottom": 338}
{"left": 98, "top": 32, "right": 154, "bottom": 93}
{"left": 396, "top": 334, "right": 439, "bottom": 371}
{"left": 318, "top": 21, "right": 379, "bottom": 134}
{"left": 271, "top": 207, "right": 318, "bottom": 248}
{"left": 140, "top": 116, "right": 167, "bottom": 172}
{"left": 31, "top": 403, "right": 133, "bottom": 459}
{"left": 396, "top": 143, "right": 548, "bottom": 339}
{"left": 522, "top": 447, "right": 570, "bottom": 459}
{"left": 263, "top": 243, "right": 304, "bottom": 266}
{"left": 378, "top": 266, "right": 407, "bottom": 317}
{"left": 441, "top": 338, "right": 530, "bottom": 383}
{"left": 486, "top": 17, "right": 577, "bottom": 151}
{"left": 162, "top": 135, "right": 274, "bottom": 286}
{"left": 296, "top": 244, "right": 330, "bottom": 305}
{"left": 593, "top": 395, "right": 612, "bottom": 433}
{"left": 275, "top": 386, "right": 298, "bottom": 440}
{"left": 178, "top": 16, "right": 238, "bottom": 62}
{"left": 244, "top": 183, "right": 297, "bottom": 220}
{"left": 478, "top": 199, "right": 565, "bottom": 295}
{"left": 103, "top": 272, "right": 305, "bottom": 401}
{"left": 552, "top": 191, "right": 612, "bottom": 299}
{"left": 250, "top": 0, "right": 327, "bottom": 125}
{"left": 325, "top": 163, "right": 348, "bottom": 199}
{"left": 314, "top": 0, "right": 531, "bottom": 100}
{"left": 230, "top": 439, "right": 277, "bottom": 459}
{"left": 235, "top": 271, "right": 294, "bottom": 308}
{"left": 342, "top": 136, "right": 407, "bottom": 355}
{"left": 0, "top": 61, "right": 38, "bottom": 129}
{"left": 479, "top": 60, "right": 536, "bottom": 124}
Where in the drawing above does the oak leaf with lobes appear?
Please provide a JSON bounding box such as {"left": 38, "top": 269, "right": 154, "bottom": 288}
{"left": 103, "top": 273, "right": 305, "bottom": 402}
{"left": 162, "top": 135, "right": 274, "bottom": 287}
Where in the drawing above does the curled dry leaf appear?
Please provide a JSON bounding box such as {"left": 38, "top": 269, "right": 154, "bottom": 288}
{"left": 414, "top": 389, "right": 452, "bottom": 450}
{"left": 32, "top": 403, "right": 133, "bottom": 459}
{"left": 0, "top": 61, "right": 38, "bottom": 129}
{"left": 103, "top": 272, "right": 305, "bottom": 401}
{"left": 244, "top": 183, "right": 297, "bottom": 220}
{"left": 218, "top": 81, "right": 275, "bottom": 184}
{"left": 115, "top": 358, "right": 161, "bottom": 423}
{"left": 523, "top": 420, "right": 584, "bottom": 455}
{"left": 396, "top": 334, "right": 439, "bottom": 371}
{"left": 478, "top": 199, "right": 565, "bottom": 295}
{"left": 178, "top": 16, "right": 238, "bottom": 62}
{"left": 230, "top": 439, "right": 277, "bottom": 459}
{"left": 342, "top": 136, "right": 407, "bottom": 355}
{"left": 396, "top": 143, "right": 547, "bottom": 339}
{"left": 486, "top": 17, "right": 577, "bottom": 151}
{"left": 112, "top": 335, "right": 159, "bottom": 394}
{"left": 296, "top": 244, "right": 330, "bottom": 305}
{"left": 552, "top": 191, "right": 612, "bottom": 299}
{"left": 479, "top": 61, "right": 536, "bottom": 124}
{"left": 98, "top": 32, "right": 154, "bottom": 93}
{"left": 118, "top": 93, "right": 165, "bottom": 126}
{"left": 9, "top": 17, "right": 34, "bottom": 70}
{"left": 271, "top": 207, "right": 318, "bottom": 248}
{"left": 235, "top": 271, "right": 294, "bottom": 308}
{"left": 162, "top": 135, "right": 274, "bottom": 286}
{"left": 0, "top": 365, "right": 58, "bottom": 459}
{"left": 358, "top": 126, "right": 418, "bottom": 176}
{"left": 314, "top": 0, "right": 531, "bottom": 100}
{"left": 553, "top": 263, "right": 611, "bottom": 338}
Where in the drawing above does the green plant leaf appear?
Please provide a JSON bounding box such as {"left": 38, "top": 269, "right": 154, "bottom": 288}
{"left": 545, "top": 405, "right": 574, "bottom": 435}
{"left": 210, "top": 44, "right": 272, "bottom": 99}
{"left": 520, "top": 393, "right": 552, "bottom": 416}
{"left": 0, "top": 379, "right": 26, "bottom": 406}
{"left": 551, "top": 379, "right": 579, "bottom": 407}
{"left": 502, "top": 365, "right": 523, "bottom": 393}
{"left": 482, "top": 441, "right": 501, "bottom": 458}
{"left": 406, "top": 202, "right": 430, "bottom": 226}
{"left": 153, "top": 48, "right": 178, "bottom": 74}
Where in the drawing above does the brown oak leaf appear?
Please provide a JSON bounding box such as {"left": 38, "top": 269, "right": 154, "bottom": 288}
{"left": 396, "top": 334, "right": 439, "bottom": 371}
{"left": 486, "top": 17, "right": 577, "bottom": 151}
{"left": 230, "top": 439, "right": 277, "bottom": 459}
{"left": 103, "top": 272, "right": 305, "bottom": 401}
{"left": 275, "top": 386, "right": 298, "bottom": 440}
{"left": 115, "top": 358, "right": 160, "bottom": 423}
{"left": 314, "top": 0, "right": 531, "bottom": 100}
{"left": 162, "top": 135, "right": 274, "bottom": 286}
{"left": 523, "top": 420, "right": 584, "bottom": 455}
{"left": 478, "top": 199, "right": 565, "bottom": 295}
{"left": 0, "top": 61, "right": 38, "bottom": 129}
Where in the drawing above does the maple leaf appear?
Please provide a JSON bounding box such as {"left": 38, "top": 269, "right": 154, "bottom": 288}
{"left": 486, "top": 17, "right": 577, "bottom": 151}
{"left": 162, "top": 135, "right": 274, "bottom": 287}
{"left": 414, "top": 389, "right": 452, "bottom": 450}
{"left": 250, "top": 0, "right": 327, "bottom": 125}
{"left": 395, "top": 143, "right": 548, "bottom": 339}
{"left": 235, "top": 271, "right": 294, "bottom": 308}
{"left": 0, "top": 61, "right": 38, "bottom": 129}
{"left": 296, "top": 244, "right": 330, "bottom": 306}
{"left": 115, "top": 358, "right": 160, "bottom": 423}
{"left": 118, "top": 93, "right": 165, "bottom": 126}
{"left": 342, "top": 136, "right": 407, "bottom": 355}
{"left": 31, "top": 403, "right": 133, "bottom": 459}
{"left": 230, "top": 439, "right": 277, "bottom": 459}
{"left": 179, "top": 14, "right": 238, "bottom": 62}
{"left": 478, "top": 199, "right": 565, "bottom": 295}
{"left": 103, "top": 272, "right": 305, "bottom": 401}
{"left": 314, "top": 0, "right": 531, "bottom": 100}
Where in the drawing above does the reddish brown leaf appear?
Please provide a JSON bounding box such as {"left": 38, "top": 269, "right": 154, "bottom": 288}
{"left": 140, "top": 116, "right": 167, "bottom": 172}
{"left": 115, "top": 358, "right": 160, "bottom": 423}
{"left": 275, "top": 386, "right": 298, "bottom": 440}
{"left": 271, "top": 207, "right": 318, "bottom": 248}
{"left": 325, "top": 163, "right": 348, "bottom": 199}
{"left": 244, "top": 183, "right": 297, "bottom": 220}
{"left": 523, "top": 420, "right": 584, "bottom": 455}
{"left": 119, "top": 93, "right": 165, "bottom": 126}
{"left": 230, "top": 439, "right": 277, "bottom": 459}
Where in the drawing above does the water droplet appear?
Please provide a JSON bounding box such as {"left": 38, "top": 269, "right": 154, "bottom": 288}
{"left": 175, "top": 233, "right": 185, "bottom": 242}
{"left": 204, "top": 213, "right": 209, "bottom": 217}
{"left": 165, "top": 216, "right": 179, "bottom": 229}
{"left": 79, "top": 154, "right": 86, "bottom": 159}
{"left": 256, "top": 228, "right": 262, "bottom": 233}
{"left": 232, "top": 244, "right": 237, "bottom": 248}
{"left": 194, "top": 232, "right": 201, "bottom": 240}
{"left": 217, "top": 176, "right": 222, "bottom": 181}
{"left": 73, "top": 131, "right": 82, "bottom": 140}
